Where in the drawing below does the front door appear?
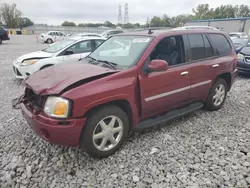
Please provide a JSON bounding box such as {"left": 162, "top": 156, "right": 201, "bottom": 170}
{"left": 139, "top": 35, "right": 192, "bottom": 118}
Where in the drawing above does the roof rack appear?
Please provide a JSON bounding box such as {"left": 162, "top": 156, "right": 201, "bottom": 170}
{"left": 172, "top": 26, "right": 220, "bottom": 31}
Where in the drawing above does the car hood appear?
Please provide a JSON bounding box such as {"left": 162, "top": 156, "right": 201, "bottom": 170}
{"left": 240, "top": 47, "right": 250, "bottom": 55}
{"left": 24, "top": 60, "right": 119, "bottom": 95}
{"left": 14, "top": 51, "right": 53, "bottom": 64}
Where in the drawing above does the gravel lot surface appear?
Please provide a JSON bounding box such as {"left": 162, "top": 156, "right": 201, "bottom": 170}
{"left": 0, "top": 35, "right": 250, "bottom": 188}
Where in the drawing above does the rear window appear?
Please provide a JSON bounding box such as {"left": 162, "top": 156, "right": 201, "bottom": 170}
{"left": 208, "top": 34, "right": 231, "bottom": 56}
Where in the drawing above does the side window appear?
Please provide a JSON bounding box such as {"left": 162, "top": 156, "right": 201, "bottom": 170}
{"left": 57, "top": 32, "right": 63, "bottom": 36}
{"left": 208, "top": 34, "right": 231, "bottom": 56}
{"left": 150, "top": 35, "right": 185, "bottom": 66}
{"left": 67, "top": 40, "right": 92, "bottom": 54}
{"left": 95, "top": 40, "right": 104, "bottom": 48}
{"left": 202, "top": 34, "right": 213, "bottom": 58}
{"left": 48, "top": 32, "right": 54, "bottom": 36}
{"left": 187, "top": 34, "right": 206, "bottom": 61}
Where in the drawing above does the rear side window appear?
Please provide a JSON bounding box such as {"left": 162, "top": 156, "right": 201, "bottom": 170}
{"left": 208, "top": 34, "right": 231, "bottom": 56}
{"left": 187, "top": 34, "right": 206, "bottom": 61}
{"left": 202, "top": 34, "right": 213, "bottom": 58}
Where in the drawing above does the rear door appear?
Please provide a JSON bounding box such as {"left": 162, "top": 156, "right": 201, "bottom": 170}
{"left": 139, "top": 35, "right": 192, "bottom": 118}
{"left": 57, "top": 32, "right": 65, "bottom": 41}
{"left": 207, "top": 33, "right": 234, "bottom": 74}
{"left": 187, "top": 33, "right": 218, "bottom": 101}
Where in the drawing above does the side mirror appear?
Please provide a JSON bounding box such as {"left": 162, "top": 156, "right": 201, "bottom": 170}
{"left": 147, "top": 59, "right": 169, "bottom": 72}
{"left": 65, "top": 49, "right": 74, "bottom": 55}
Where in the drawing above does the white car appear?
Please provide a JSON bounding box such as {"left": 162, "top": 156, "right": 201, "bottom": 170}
{"left": 38, "top": 31, "right": 66, "bottom": 43}
{"left": 13, "top": 36, "right": 106, "bottom": 79}
{"left": 229, "top": 32, "right": 249, "bottom": 39}
{"left": 100, "top": 30, "right": 124, "bottom": 38}
{"left": 70, "top": 33, "right": 103, "bottom": 38}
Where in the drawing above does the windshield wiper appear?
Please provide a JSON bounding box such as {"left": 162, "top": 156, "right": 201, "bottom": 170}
{"left": 85, "top": 56, "right": 117, "bottom": 70}
{"left": 96, "top": 59, "right": 117, "bottom": 70}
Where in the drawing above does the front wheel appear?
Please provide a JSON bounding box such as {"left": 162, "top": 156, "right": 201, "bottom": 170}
{"left": 46, "top": 38, "right": 53, "bottom": 44}
{"left": 204, "top": 78, "right": 228, "bottom": 111}
{"left": 80, "top": 105, "right": 129, "bottom": 158}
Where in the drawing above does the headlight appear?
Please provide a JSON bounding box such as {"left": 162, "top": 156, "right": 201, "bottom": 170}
{"left": 21, "top": 59, "right": 39, "bottom": 66}
{"left": 44, "top": 96, "right": 70, "bottom": 118}
{"left": 237, "top": 53, "right": 244, "bottom": 60}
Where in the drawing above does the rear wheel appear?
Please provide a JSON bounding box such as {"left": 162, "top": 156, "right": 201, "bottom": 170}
{"left": 204, "top": 78, "right": 227, "bottom": 111}
{"left": 80, "top": 105, "right": 129, "bottom": 158}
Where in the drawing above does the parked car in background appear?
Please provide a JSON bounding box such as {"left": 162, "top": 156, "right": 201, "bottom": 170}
{"left": 13, "top": 36, "right": 106, "bottom": 79}
{"left": 0, "top": 26, "right": 10, "bottom": 44}
{"left": 229, "top": 32, "right": 248, "bottom": 39}
{"left": 236, "top": 41, "right": 250, "bottom": 75}
{"left": 231, "top": 38, "right": 250, "bottom": 53}
{"left": 69, "top": 33, "right": 102, "bottom": 38}
{"left": 100, "top": 29, "right": 124, "bottom": 38}
{"left": 13, "top": 28, "right": 237, "bottom": 158}
{"left": 38, "top": 31, "right": 66, "bottom": 43}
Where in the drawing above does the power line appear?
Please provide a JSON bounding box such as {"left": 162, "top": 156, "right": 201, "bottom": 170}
{"left": 118, "top": 4, "right": 122, "bottom": 24}
{"left": 124, "top": 3, "right": 129, "bottom": 24}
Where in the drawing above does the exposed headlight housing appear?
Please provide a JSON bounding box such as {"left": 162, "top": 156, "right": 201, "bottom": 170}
{"left": 21, "top": 59, "right": 39, "bottom": 66}
{"left": 237, "top": 53, "right": 244, "bottom": 60}
{"left": 44, "top": 96, "right": 70, "bottom": 118}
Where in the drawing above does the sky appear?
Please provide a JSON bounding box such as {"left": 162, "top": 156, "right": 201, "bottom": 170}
{"left": 0, "top": 0, "right": 250, "bottom": 25}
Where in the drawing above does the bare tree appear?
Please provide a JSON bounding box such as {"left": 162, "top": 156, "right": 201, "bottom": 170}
{"left": 0, "top": 3, "right": 22, "bottom": 28}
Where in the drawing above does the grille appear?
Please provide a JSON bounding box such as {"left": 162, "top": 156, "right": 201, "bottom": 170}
{"left": 245, "top": 56, "right": 250, "bottom": 64}
{"left": 25, "top": 88, "right": 44, "bottom": 109}
{"left": 13, "top": 66, "right": 22, "bottom": 76}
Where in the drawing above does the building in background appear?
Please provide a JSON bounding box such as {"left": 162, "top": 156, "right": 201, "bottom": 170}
{"left": 184, "top": 17, "right": 250, "bottom": 35}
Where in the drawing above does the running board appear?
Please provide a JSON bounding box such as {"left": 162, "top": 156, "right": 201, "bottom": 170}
{"left": 135, "top": 102, "right": 203, "bottom": 131}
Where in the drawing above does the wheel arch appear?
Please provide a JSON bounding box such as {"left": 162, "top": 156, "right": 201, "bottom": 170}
{"left": 40, "top": 64, "right": 54, "bottom": 70}
{"left": 83, "top": 99, "right": 133, "bottom": 131}
{"left": 217, "top": 72, "right": 232, "bottom": 91}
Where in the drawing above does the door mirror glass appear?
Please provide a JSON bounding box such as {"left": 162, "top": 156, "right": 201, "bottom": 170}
{"left": 148, "top": 59, "right": 168, "bottom": 72}
{"left": 65, "top": 49, "right": 74, "bottom": 55}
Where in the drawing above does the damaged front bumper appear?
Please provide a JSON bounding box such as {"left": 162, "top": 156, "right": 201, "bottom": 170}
{"left": 11, "top": 93, "right": 87, "bottom": 147}
{"left": 12, "top": 95, "right": 25, "bottom": 109}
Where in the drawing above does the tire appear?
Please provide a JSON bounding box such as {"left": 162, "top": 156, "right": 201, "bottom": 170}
{"left": 0, "top": 38, "right": 2, "bottom": 44}
{"left": 46, "top": 38, "right": 53, "bottom": 44}
{"left": 204, "top": 78, "right": 228, "bottom": 111}
{"left": 80, "top": 105, "right": 129, "bottom": 158}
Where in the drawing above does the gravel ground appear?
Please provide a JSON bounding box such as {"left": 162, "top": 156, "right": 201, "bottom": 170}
{"left": 0, "top": 35, "right": 250, "bottom": 188}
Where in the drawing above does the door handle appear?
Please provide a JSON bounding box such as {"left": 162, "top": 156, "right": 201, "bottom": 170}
{"left": 180, "top": 71, "right": 189, "bottom": 76}
{"left": 212, "top": 64, "right": 219, "bottom": 68}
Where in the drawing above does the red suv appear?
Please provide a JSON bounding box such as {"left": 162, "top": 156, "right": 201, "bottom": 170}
{"left": 13, "top": 28, "right": 237, "bottom": 158}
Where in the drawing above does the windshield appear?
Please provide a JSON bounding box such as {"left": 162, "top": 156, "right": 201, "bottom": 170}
{"left": 232, "top": 38, "right": 250, "bottom": 47}
{"left": 42, "top": 39, "right": 75, "bottom": 53}
{"left": 88, "top": 35, "right": 153, "bottom": 69}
